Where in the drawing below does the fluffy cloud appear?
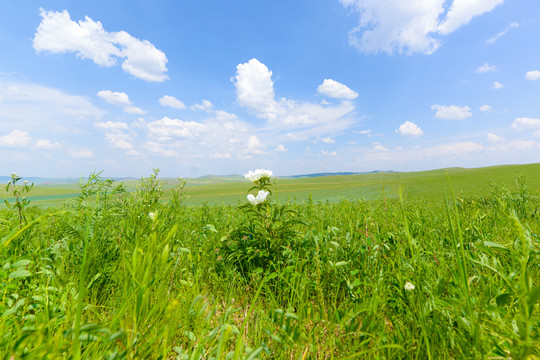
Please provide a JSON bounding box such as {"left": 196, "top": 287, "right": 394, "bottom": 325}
{"left": 0, "top": 130, "right": 32, "bottom": 147}
{"left": 97, "top": 90, "right": 145, "bottom": 114}
{"left": 492, "top": 81, "right": 504, "bottom": 89}
{"left": 511, "top": 117, "right": 540, "bottom": 130}
{"left": 275, "top": 144, "right": 288, "bottom": 152}
{"left": 191, "top": 99, "right": 213, "bottom": 111}
{"left": 70, "top": 148, "right": 94, "bottom": 158}
{"left": 94, "top": 121, "right": 129, "bottom": 131}
{"left": 340, "top": 0, "right": 503, "bottom": 54}
{"left": 317, "top": 79, "right": 358, "bottom": 100}
{"left": 476, "top": 62, "right": 498, "bottom": 73}
{"left": 525, "top": 70, "right": 540, "bottom": 81}
{"left": 321, "top": 137, "right": 336, "bottom": 144}
{"left": 35, "top": 139, "right": 62, "bottom": 150}
{"left": 33, "top": 9, "right": 168, "bottom": 82}
{"left": 353, "top": 129, "right": 373, "bottom": 136}
{"left": 486, "top": 22, "right": 518, "bottom": 44}
{"left": 105, "top": 132, "right": 133, "bottom": 149}
{"left": 479, "top": 105, "right": 491, "bottom": 112}
{"left": 233, "top": 59, "right": 355, "bottom": 134}
{"left": 159, "top": 95, "right": 186, "bottom": 109}
{"left": 396, "top": 121, "right": 423, "bottom": 137}
{"left": 431, "top": 104, "right": 472, "bottom": 120}
{"left": 246, "top": 135, "right": 265, "bottom": 155}
{"left": 233, "top": 58, "right": 279, "bottom": 120}
{"left": 147, "top": 117, "right": 207, "bottom": 140}
{"left": 486, "top": 133, "right": 505, "bottom": 143}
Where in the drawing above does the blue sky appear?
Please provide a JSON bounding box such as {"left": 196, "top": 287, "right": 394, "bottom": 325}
{"left": 1, "top": 1, "right": 539, "bottom": 178}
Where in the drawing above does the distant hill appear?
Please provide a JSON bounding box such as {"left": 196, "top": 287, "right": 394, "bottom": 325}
{"left": 286, "top": 171, "right": 398, "bottom": 179}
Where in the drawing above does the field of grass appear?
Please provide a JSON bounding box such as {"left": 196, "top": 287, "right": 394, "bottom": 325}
{"left": 0, "top": 166, "right": 539, "bottom": 359}
{"left": 2, "top": 163, "right": 540, "bottom": 207}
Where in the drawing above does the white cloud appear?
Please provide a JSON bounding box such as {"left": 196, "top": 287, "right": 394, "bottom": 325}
{"left": 145, "top": 141, "right": 178, "bottom": 157}
{"left": 159, "top": 95, "right": 186, "bottom": 109}
{"left": 97, "top": 90, "right": 145, "bottom": 114}
{"left": 191, "top": 99, "right": 213, "bottom": 111}
{"left": 321, "top": 136, "right": 336, "bottom": 144}
{"left": 317, "top": 79, "right": 358, "bottom": 100}
{"left": 275, "top": 144, "right": 288, "bottom": 152}
{"left": 396, "top": 121, "right": 423, "bottom": 137}
{"left": 147, "top": 117, "right": 207, "bottom": 139}
{"left": 431, "top": 104, "right": 472, "bottom": 120}
{"left": 492, "top": 81, "right": 504, "bottom": 89}
{"left": 246, "top": 135, "right": 265, "bottom": 155}
{"left": 0, "top": 130, "right": 32, "bottom": 147}
{"left": 233, "top": 58, "right": 279, "bottom": 119}
{"left": 486, "top": 21, "right": 518, "bottom": 44}
{"left": 105, "top": 133, "right": 133, "bottom": 149}
{"left": 479, "top": 105, "right": 491, "bottom": 112}
{"left": 70, "top": 148, "right": 94, "bottom": 158}
{"left": 35, "top": 139, "right": 62, "bottom": 150}
{"left": 340, "top": 0, "right": 503, "bottom": 55}
{"left": 94, "top": 121, "right": 129, "bottom": 131}
{"left": 353, "top": 129, "right": 373, "bottom": 136}
{"left": 34, "top": 9, "right": 168, "bottom": 82}
{"left": 525, "top": 70, "right": 540, "bottom": 81}
{"left": 487, "top": 133, "right": 505, "bottom": 143}
{"left": 476, "top": 62, "right": 498, "bottom": 73}
{"left": 97, "top": 90, "right": 131, "bottom": 106}
{"left": 320, "top": 150, "right": 338, "bottom": 156}
{"left": 123, "top": 106, "right": 146, "bottom": 114}
{"left": 372, "top": 142, "right": 389, "bottom": 152}
{"left": 511, "top": 117, "right": 540, "bottom": 130}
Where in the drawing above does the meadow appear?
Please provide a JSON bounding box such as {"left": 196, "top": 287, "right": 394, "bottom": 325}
{"left": 0, "top": 164, "right": 539, "bottom": 359}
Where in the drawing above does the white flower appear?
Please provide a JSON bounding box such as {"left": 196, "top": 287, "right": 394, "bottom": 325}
{"left": 10, "top": 172, "right": 17, "bottom": 179}
{"left": 24, "top": 180, "right": 28, "bottom": 184}
{"left": 244, "top": 169, "right": 273, "bottom": 182}
{"left": 247, "top": 190, "right": 269, "bottom": 205}
{"left": 149, "top": 212, "right": 156, "bottom": 221}
{"left": 404, "top": 281, "right": 415, "bottom": 291}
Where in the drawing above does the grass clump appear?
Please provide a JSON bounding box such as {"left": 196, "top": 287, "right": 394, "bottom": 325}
{"left": 0, "top": 170, "right": 539, "bottom": 359}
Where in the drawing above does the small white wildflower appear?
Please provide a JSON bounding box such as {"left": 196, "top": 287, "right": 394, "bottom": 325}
{"left": 11, "top": 172, "right": 17, "bottom": 179}
{"left": 24, "top": 180, "right": 28, "bottom": 184}
{"left": 247, "top": 190, "right": 269, "bottom": 205}
{"left": 244, "top": 169, "right": 273, "bottom": 183}
{"left": 404, "top": 281, "right": 415, "bottom": 291}
{"left": 149, "top": 212, "right": 156, "bottom": 220}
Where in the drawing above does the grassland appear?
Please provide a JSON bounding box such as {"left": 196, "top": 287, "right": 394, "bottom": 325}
{"left": 0, "top": 164, "right": 539, "bottom": 359}
{"left": 2, "top": 163, "right": 540, "bottom": 207}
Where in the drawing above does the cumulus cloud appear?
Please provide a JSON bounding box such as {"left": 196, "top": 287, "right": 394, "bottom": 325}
{"left": 340, "top": 0, "right": 503, "bottom": 54}
{"left": 0, "top": 130, "right": 32, "bottom": 147}
{"left": 321, "top": 136, "right": 336, "bottom": 144}
{"left": 486, "top": 21, "right": 518, "bottom": 44}
{"left": 233, "top": 58, "right": 355, "bottom": 134}
{"left": 320, "top": 150, "right": 338, "bottom": 156}
{"left": 479, "top": 105, "right": 491, "bottom": 112}
{"left": 317, "top": 79, "right": 358, "bottom": 100}
{"left": 525, "top": 70, "right": 540, "bottom": 81}
{"left": 97, "top": 90, "right": 145, "bottom": 114}
{"left": 191, "top": 99, "right": 213, "bottom": 111}
{"left": 511, "top": 117, "right": 540, "bottom": 130}
{"left": 33, "top": 9, "right": 168, "bottom": 82}
{"left": 372, "top": 142, "right": 389, "bottom": 152}
{"left": 94, "top": 121, "right": 129, "bottom": 131}
{"left": 396, "top": 121, "right": 423, "bottom": 137}
{"left": 233, "top": 58, "right": 279, "bottom": 120}
{"left": 70, "top": 148, "right": 94, "bottom": 158}
{"left": 105, "top": 132, "right": 133, "bottom": 149}
{"left": 275, "top": 144, "right": 288, "bottom": 152}
{"left": 487, "top": 133, "right": 505, "bottom": 143}
{"left": 147, "top": 117, "right": 207, "bottom": 140}
{"left": 35, "top": 139, "right": 62, "bottom": 150}
{"left": 431, "top": 104, "right": 472, "bottom": 120}
{"left": 159, "top": 95, "right": 186, "bottom": 109}
{"left": 476, "top": 62, "right": 498, "bottom": 73}
{"left": 246, "top": 135, "right": 265, "bottom": 155}
{"left": 492, "top": 81, "right": 504, "bottom": 89}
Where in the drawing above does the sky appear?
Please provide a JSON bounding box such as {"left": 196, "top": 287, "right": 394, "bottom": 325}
{"left": 0, "top": 0, "right": 539, "bottom": 178}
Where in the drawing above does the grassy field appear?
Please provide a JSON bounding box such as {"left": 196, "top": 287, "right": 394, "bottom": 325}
{"left": 0, "top": 165, "right": 539, "bottom": 359}
{"left": 2, "top": 163, "right": 540, "bottom": 207}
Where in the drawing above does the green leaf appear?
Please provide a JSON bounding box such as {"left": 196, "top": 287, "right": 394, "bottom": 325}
{"left": 482, "top": 241, "right": 509, "bottom": 251}
{"left": 495, "top": 293, "right": 512, "bottom": 307}
{"left": 8, "top": 269, "right": 31, "bottom": 279}
{"left": 11, "top": 260, "right": 32, "bottom": 268}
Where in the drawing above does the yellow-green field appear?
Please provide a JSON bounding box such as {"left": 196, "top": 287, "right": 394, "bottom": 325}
{"left": 2, "top": 163, "right": 540, "bottom": 207}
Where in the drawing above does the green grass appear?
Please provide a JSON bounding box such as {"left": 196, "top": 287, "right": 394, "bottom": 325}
{"left": 3, "top": 163, "right": 539, "bottom": 207}
{"left": 0, "top": 166, "right": 539, "bottom": 359}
